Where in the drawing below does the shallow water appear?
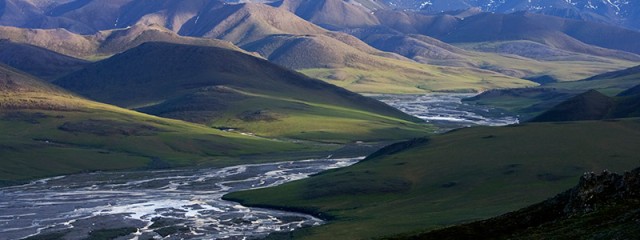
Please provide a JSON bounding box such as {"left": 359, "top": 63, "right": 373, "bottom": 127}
{"left": 0, "top": 94, "right": 518, "bottom": 239}
{"left": 372, "top": 93, "right": 518, "bottom": 131}
{"left": 0, "top": 157, "right": 361, "bottom": 240}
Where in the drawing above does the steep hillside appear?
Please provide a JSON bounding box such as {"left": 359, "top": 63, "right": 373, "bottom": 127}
{"left": 179, "top": 2, "right": 326, "bottom": 45}
{"left": 271, "top": 0, "right": 380, "bottom": 30}
{"left": 0, "top": 39, "right": 88, "bottom": 81}
{"left": 400, "top": 167, "right": 640, "bottom": 239}
{"left": 529, "top": 90, "right": 615, "bottom": 122}
{"left": 617, "top": 84, "right": 640, "bottom": 97}
{"left": 610, "top": 92, "right": 640, "bottom": 119}
{"left": 0, "top": 63, "right": 316, "bottom": 185}
{"left": 55, "top": 42, "right": 429, "bottom": 143}
{"left": 529, "top": 87, "right": 640, "bottom": 122}
{"left": 585, "top": 65, "right": 640, "bottom": 81}
{"left": 225, "top": 119, "right": 640, "bottom": 239}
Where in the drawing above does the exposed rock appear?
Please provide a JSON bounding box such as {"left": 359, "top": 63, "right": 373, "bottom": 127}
{"left": 397, "top": 167, "right": 640, "bottom": 239}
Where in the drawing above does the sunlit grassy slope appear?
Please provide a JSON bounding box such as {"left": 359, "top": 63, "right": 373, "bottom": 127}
{"left": 225, "top": 119, "right": 640, "bottom": 239}
{"left": 456, "top": 41, "right": 638, "bottom": 82}
{"left": 299, "top": 58, "right": 538, "bottom": 94}
{"left": 0, "top": 65, "right": 324, "bottom": 185}
{"left": 55, "top": 42, "right": 431, "bottom": 143}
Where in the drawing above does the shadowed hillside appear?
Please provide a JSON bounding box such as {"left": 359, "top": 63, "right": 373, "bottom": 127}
{"left": 529, "top": 90, "right": 615, "bottom": 122}
{"left": 528, "top": 84, "right": 640, "bottom": 123}
{"left": 55, "top": 42, "right": 428, "bottom": 142}
{"left": 0, "top": 63, "right": 319, "bottom": 184}
{"left": 0, "top": 39, "right": 88, "bottom": 81}
{"left": 618, "top": 84, "right": 640, "bottom": 97}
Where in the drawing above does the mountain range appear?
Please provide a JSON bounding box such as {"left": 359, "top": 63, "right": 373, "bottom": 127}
{"left": 1, "top": 0, "right": 639, "bottom": 93}
{"left": 380, "top": 0, "right": 640, "bottom": 30}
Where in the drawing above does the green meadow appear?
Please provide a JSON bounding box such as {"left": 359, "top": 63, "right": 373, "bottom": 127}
{"left": 225, "top": 119, "right": 640, "bottom": 239}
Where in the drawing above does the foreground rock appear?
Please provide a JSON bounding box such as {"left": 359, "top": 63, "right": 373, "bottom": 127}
{"left": 402, "top": 167, "right": 640, "bottom": 239}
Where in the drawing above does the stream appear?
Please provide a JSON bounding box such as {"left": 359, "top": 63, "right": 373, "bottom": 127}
{"left": 0, "top": 94, "right": 518, "bottom": 240}
{"left": 0, "top": 158, "right": 361, "bottom": 240}
{"left": 371, "top": 93, "right": 518, "bottom": 131}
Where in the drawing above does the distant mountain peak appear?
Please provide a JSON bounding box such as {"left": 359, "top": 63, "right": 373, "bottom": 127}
{"left": 380, "top": 0, "right": 640, "bottom": 29}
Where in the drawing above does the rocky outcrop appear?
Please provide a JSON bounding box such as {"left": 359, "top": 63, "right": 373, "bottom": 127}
{"left": 397, "top": 167, "right": 640, "bottom": 240}
{"left": 564, "top": 169, "right": 640, "bottom": 215}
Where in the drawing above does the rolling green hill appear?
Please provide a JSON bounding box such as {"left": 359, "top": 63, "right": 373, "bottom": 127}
{"left": 225, "top": 119, "right": 640, "bottom": 239}
{"left": 55, "top": 42, "right": 430, "bottom": 143}
{"left": 0, "top": 63, "right": 326, "bottom": 186}
{"left": 530, "top": 87, "right": 640, "bottom": 122}
{"left": 529, "top": 90, "right": 616, "bottom": 122}
{"left": 465, "top": 65, "right": 640, "bottom": 120}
